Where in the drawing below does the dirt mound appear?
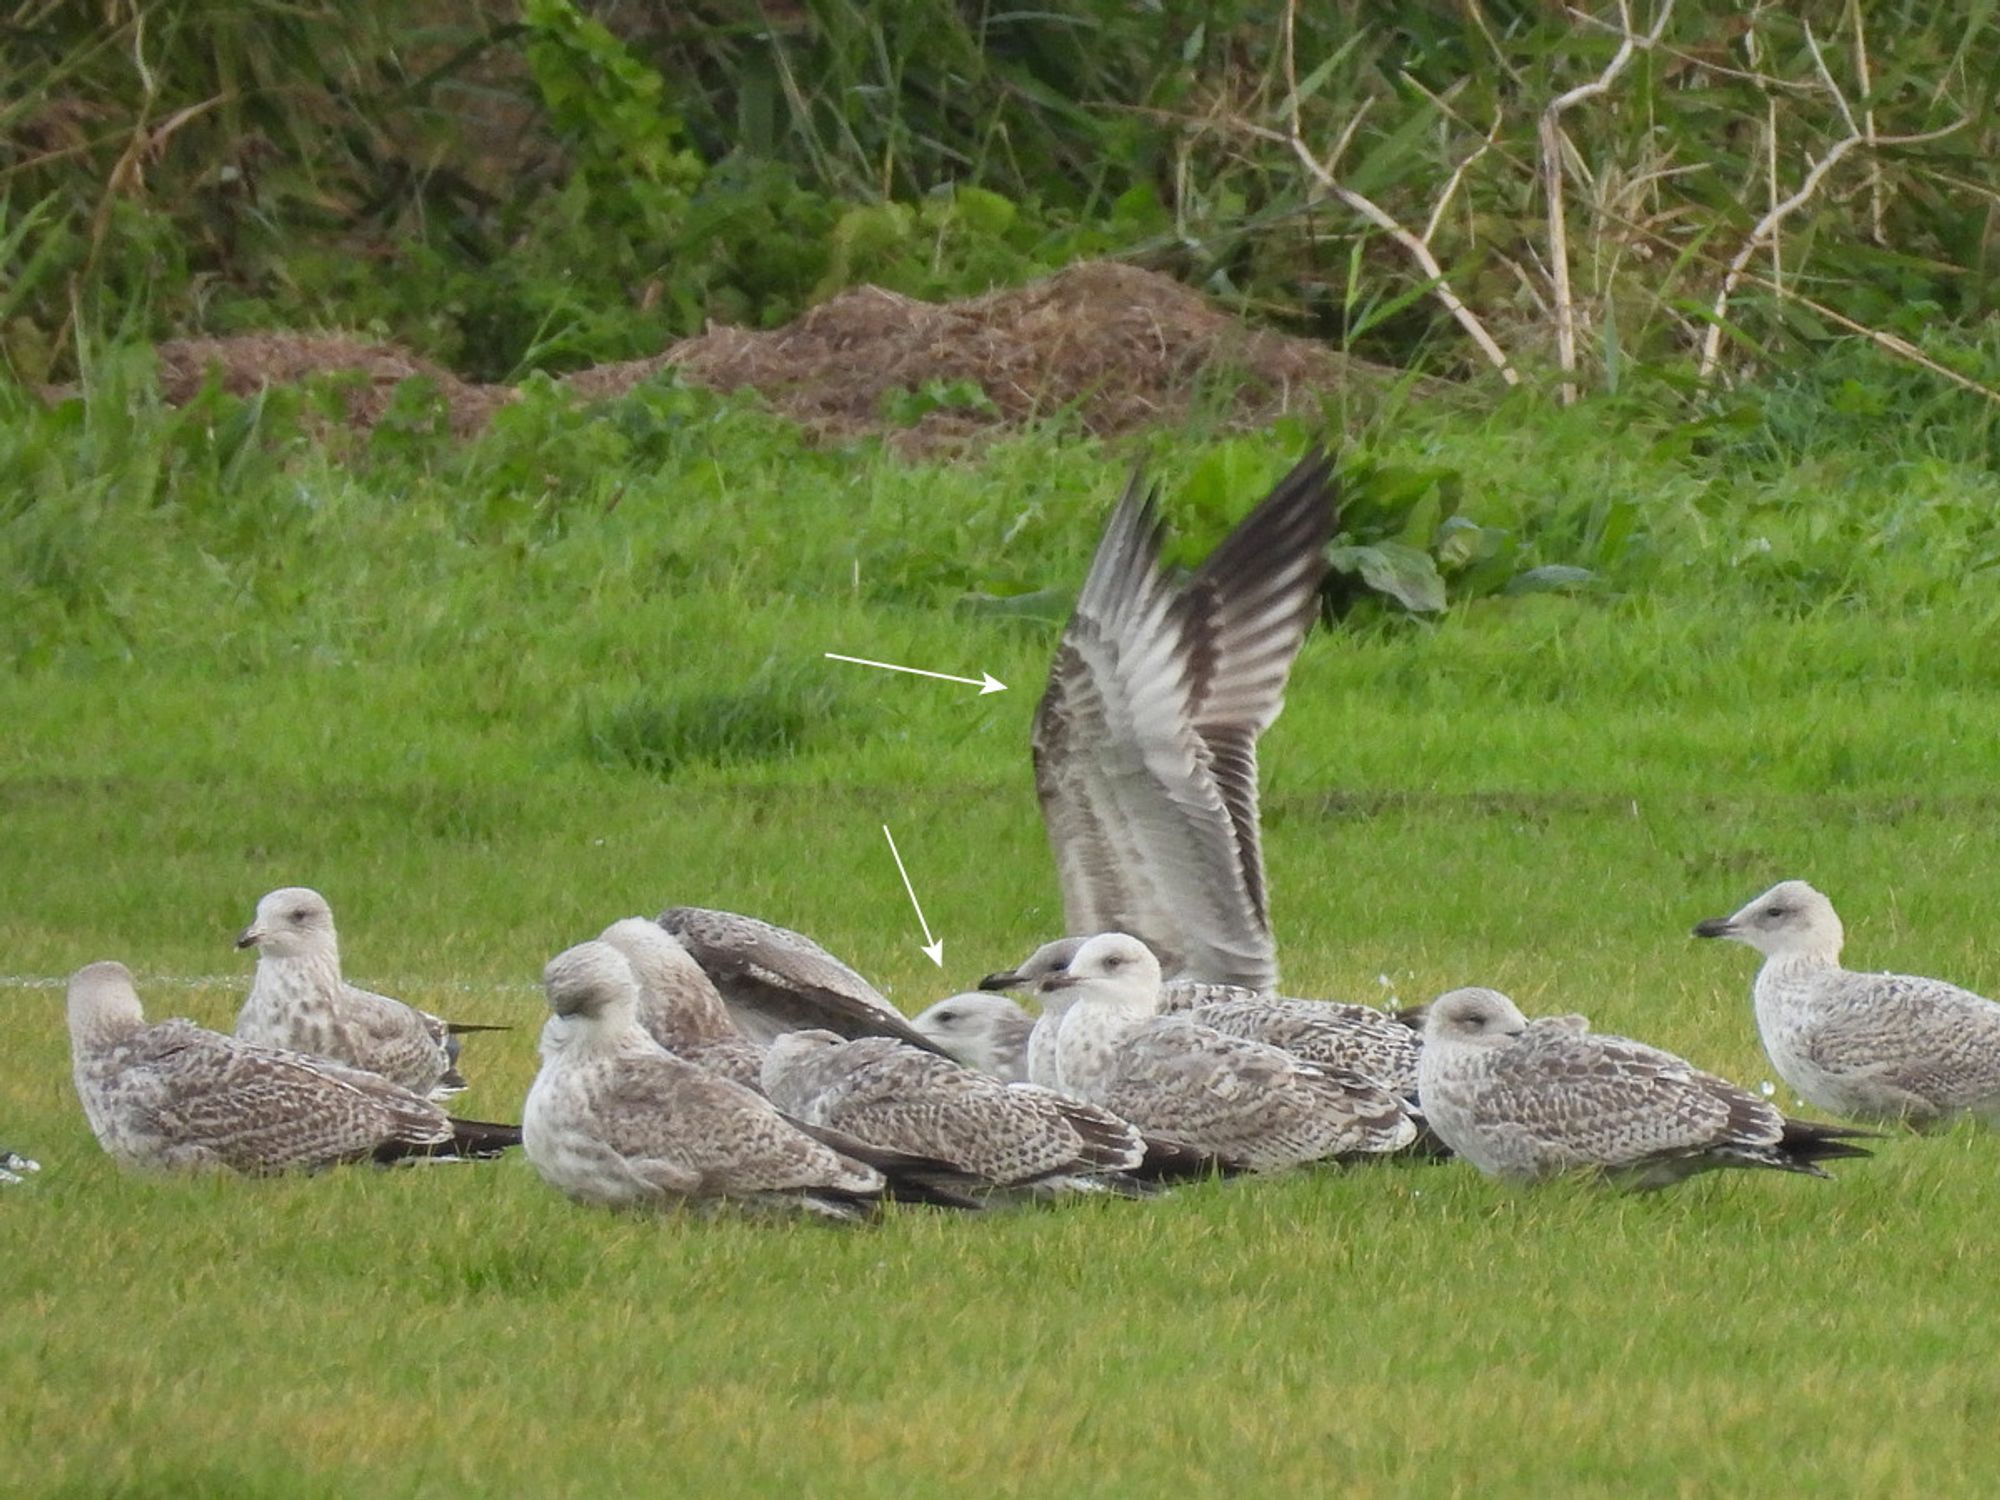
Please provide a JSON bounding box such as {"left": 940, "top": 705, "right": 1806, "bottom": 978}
{"left": 151, "top": 333, "right": 514, "bottom": 438}
{"left": 132, "top": 263, "right": 1400, "bottom": 448}
{"left": 571, "top": 261, "right": 1386, "bottom": 445}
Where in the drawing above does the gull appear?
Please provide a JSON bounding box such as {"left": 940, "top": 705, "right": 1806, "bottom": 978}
{"left": 1418, "top": 987, "right": 1874, "bottom": 1188}
{"left": 68, "top": 961, "right": 520, "bottom": 1174}
{"left": 657, "top": 906, "right": 948, "bottom": 1054}
{"left": 234, "top": 887, "right": 505, "bottom": 1098}
{"left": 1695, "top": 879, "right": 2000, "bottom": 1126}
{"left": 1037, "top": 933, "right": 1417, "bottom": 1172}
{"left": 761, "top": 1030, "right": 1146, "bottom": 1194}
{"left": 522, "top": 942, "right": 974, "bottom": 1220}
{"left": 0, "top": 1150, "right": 39, "bottom": 1186}
{"left": 598, "top": 918, "right": 765, "bottom": 1089}
{"left": 1030, "top": 448, "right": 1337, "bottom": 992}
{"left": 983, "top": 936, "right": 1420, "bottom": 1095}
{"left": 910, "top": 993, "right": 1036, "bottom": 1083}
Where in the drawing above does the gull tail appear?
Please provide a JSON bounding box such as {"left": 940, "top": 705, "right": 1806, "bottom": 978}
{"left": 373, "top": 1116, "right": 524, "bottom": 1164}
{"left": 1773, "top": 1117, "right": 1879, "bottom": 1175}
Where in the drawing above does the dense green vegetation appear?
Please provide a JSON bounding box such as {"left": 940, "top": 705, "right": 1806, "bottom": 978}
{"left": 7, "top": 0, "right": 2000, "bottom": 390}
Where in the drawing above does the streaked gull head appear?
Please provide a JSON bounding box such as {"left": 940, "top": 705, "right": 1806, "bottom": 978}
{"left": 1693, "top": 880, "right": 1844, "bottom": 961}
{"left": 543, "top": 941, "right": 642, "bottom": 1023}
{"left": 67, "top": 960, "right": 148, "bottom": 1050}
{"left": 1042, "top": 932, "right": 1161, "bottom": 1015}
{"left": 979, "top": 937, "right": 1087, "bottom": 994}
{"left": 1423, "top": 987, "right": 1529, "bottom": 1047}
{"left": 236, "top": 886, "right": 339, "bottom": 960}
{"left": 911, "top": 993, "right": 1033, "bottom": 1076}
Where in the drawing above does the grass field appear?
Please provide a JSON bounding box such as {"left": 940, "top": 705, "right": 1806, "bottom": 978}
{"left": 5, "top": 362, "right": 2000, "bottom": 1494}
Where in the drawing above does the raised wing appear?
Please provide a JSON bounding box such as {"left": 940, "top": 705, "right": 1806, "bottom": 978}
{"left": 1032, "top": 450, "right": 1336, "bottom": 991}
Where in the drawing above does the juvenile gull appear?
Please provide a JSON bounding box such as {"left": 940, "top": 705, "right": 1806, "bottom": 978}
{"left": 657, "top": 906, "right": 948, "bottom": 1055}
{"left": 522, "top": 942, "right": 973, "bottom": 1220}
{"left": 911, "top": 993, "right": 1036, "bottom": 1083}
{"left": 0, "top": 1150, "right": 38, "bottom": 1186}
{"left": 1696, "top": 879, "right": 2000, "bottom": 1126}
{"left": 984, "top": 936, "right": 1420, "bottom": 1095}
{"left": 234, "top": 887, "right": 505, "bottom": 1098}
{"left": 68, "top": 961, "right": 520, "bottom": 1174}
{"left": 598, "top": 918, "right": 766, "bottom": 1090}
{"left": 1417, "top": 987, "right": 1873, "bottom": 1189}
{"left": 762, "top": 1030, "right": 1146, "bottom": 1193}
{"left": 1031, "top": 448, "right": 1337, "bottom": 992}
{"left": 1040, "top": 933, "right": 1417, "bottom": 1172}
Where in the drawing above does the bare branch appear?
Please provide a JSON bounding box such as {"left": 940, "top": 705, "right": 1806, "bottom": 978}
{"left": 1541, "top": 0, "right": 1676, "bottom": 403}
{"left": 1698, "top": 116, "right": 1971, "bottom": 382}
{"left": 1423, "top": 111, "right": 1504, "bottom": 247}
{"left": 1738, "top": 270, "right": 2000, "bottom": 408}
{"left": 1274, "top": 0, "right": 1522, "bottom": 385}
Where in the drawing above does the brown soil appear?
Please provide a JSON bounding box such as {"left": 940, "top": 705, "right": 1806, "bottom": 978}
{"left": 136, "top": 262, "right": 1406, "bottom": 450}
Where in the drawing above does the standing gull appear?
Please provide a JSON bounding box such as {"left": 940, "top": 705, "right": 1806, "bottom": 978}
{"left": 522, "top": 942, "right": 971, "bottom": 1220}
{"left": 234, "top": 887, "right": 505, "bottom": 1098}
{"left": 68, "top": 961, "right": 520, "bottom": 1174}
{"left": 1040, "top": 933, "right": 1417, "bottom": 1172}
{"left": 983, "top": 936, "right": 1420, "bottom": 1096}
{"left": 1695, "top": 879, "right": 2000, "bottom": 1126}
{"left": 598, "top": 918, "right": 766, "bottom": 1090}
{"left": 1031, "top": 448, "right": 1337, "bottom": 992}
{"left": 1417, "top": 987, "right": 1873, "bottom": 1188}
{"left": 762, "top": 1030, "right": 1145, "bottom": 1193}
{"left": 657, "top": 906, "right": 948, "bottom": 1055}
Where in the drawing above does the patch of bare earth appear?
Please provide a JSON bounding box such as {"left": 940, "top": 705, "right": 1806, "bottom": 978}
{"left": 135, "top": 262, "right": 1407, "bottom": 449}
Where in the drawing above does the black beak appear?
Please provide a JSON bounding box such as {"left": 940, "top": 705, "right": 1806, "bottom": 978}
{"left": 1691, "top": 917, "right": 1734, "bottom": 939}
{"left": 1040, "top": 973, "right": 1079, "bottom": 992}
{"left": 234, "top": 928, "right": 260, "bottom": 950}
{"left": 978, "top": 970, "right": 1022, "bottom": 992}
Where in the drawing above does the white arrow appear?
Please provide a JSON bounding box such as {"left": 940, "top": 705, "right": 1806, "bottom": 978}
{"left": 881, "top": 824, "right": 945, "bottom": 968}
{"left": 825, "top": 652, "right": 1006, "bottom": 696}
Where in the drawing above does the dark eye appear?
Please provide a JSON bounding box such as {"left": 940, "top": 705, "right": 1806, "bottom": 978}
{"left": 934, "top": 1009, "right": 958, "bottom": 1023}
{"left": 1763, "top": 906, "right": 1785, "bottom": 918}
{"left": 1104, "top": 954, "right": 1124, "bottom": 968}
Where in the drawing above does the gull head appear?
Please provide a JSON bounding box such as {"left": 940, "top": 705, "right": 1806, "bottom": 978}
{"left": 236, "top": 887, "right": 338, "bottom": 959}
{"left": 912, "top": 993, "right": 1032, "bottom": 1074}
{"left": 542, "top": 941, "right": 641, "bottom": 1025}
{"left": 67, "top": 960, "right": 147, "bottom": 1049}
{"left": 979, "top": 937, "right": 1086, "bottom": 995}
{"left": 1040, "top": 932, "right": 1161, "bottom": 1014}
{"left": 1693, "top": 880, "right": 1844, "bottom": 962}
{"left": 1423, "top": 987, "right": 1529, "bottom": 1048}
{"left": 759, "top": 1029, "right": 846, "bottom": 1108}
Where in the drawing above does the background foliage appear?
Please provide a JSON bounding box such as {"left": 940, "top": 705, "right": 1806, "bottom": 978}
{"left": 4, "top": 0, "right": 1997, "bottom": 389}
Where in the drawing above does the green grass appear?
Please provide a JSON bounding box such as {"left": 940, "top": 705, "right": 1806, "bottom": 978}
{"left": 6, "top": 365, "right": 2000, "bottom": 1494}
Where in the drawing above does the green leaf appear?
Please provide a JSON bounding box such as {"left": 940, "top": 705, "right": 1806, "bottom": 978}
{"left": 1329, "top": 542, "right": 1447, "bottom": 612}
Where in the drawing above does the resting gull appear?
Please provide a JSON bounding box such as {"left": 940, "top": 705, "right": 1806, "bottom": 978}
{"left": 1039, "top": 933, "right": 1417, "bottom": 1171}
{"left": 762, "top": 1030, "right": 1146, "bottom": 1194}
{"left": 1695, "top": 879, "right": 2000, "bottom": 1126}
{"left": 657, "top": 906, "right": 948, "bottom": 1055}
{"left": 234, "top": 887, "right": 506, "bottom": 1098}
{"left": 598, "top": 918, "right": 766, "bottom": 1089}
{"left": 1, "top": 1150, "right": 39, "bottom": 1186}
{"left": 1417, "top": 987, "right": 1874, "bottom": 1188}
{"left": 983, "top": 936, "right": 1421, "bottom": 1096}
{"left": 1031, "top": 448, "right": 1337, "bottom": 992}
{"left": 910, "top": 993, "right": 1036, "bottom": 1083}
{"left": 522, "top": 942, "right": 974, "bottom": 1220}
{"left": 68, "top": 960, "right": 520, "bottom": 1174}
